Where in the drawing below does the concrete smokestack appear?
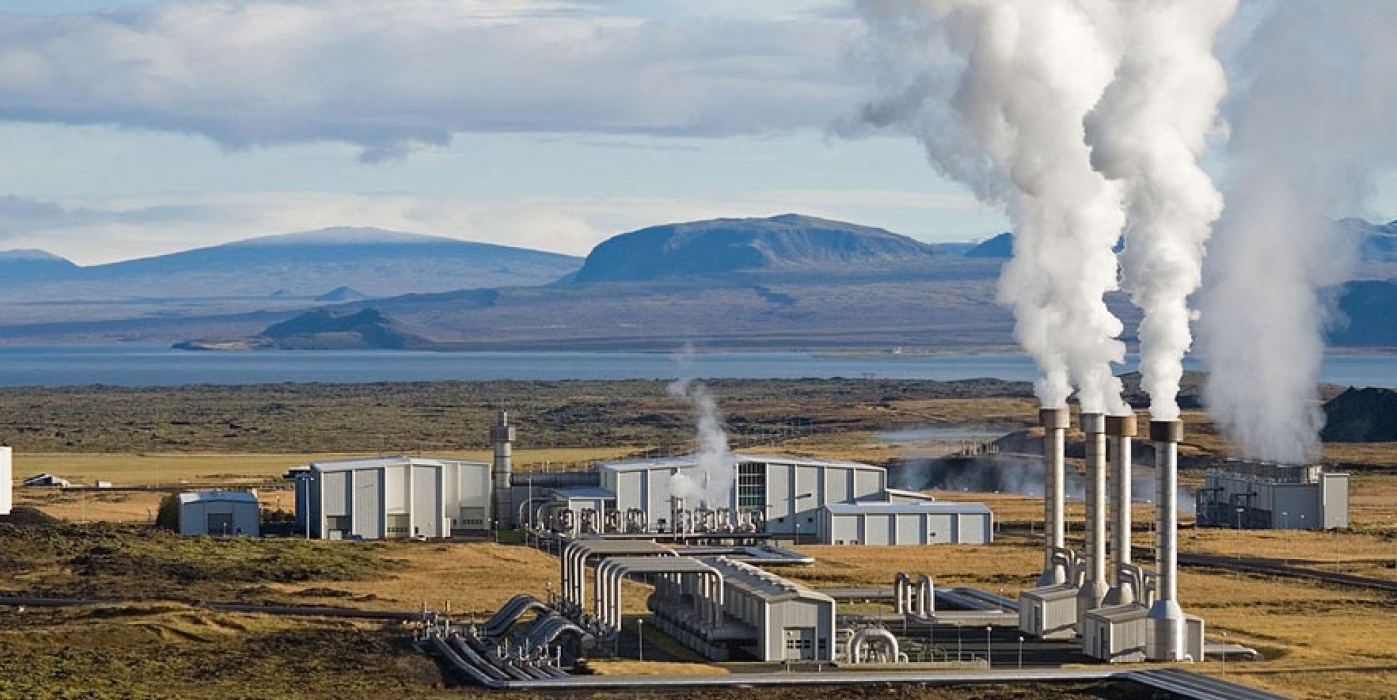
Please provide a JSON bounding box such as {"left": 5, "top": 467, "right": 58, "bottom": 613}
{"left": 491, "top": 411, "right": 516, "bottom": 530}
{"left": 1147, "top": 419, "right": 1186, "bottom": 661}
{"left": 1077, "top": 412, "right": 1108, "bottom": 625}
{"left": 1038, "top": 407, "right": 1070, "bottom": 586}
{"left": 1103, "top": 413, "right": 1138, "bottom": 606}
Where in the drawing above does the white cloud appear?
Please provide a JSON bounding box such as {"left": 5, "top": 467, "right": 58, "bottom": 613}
{"left": 0, "top": 0, "right": 859, "bottom": 159}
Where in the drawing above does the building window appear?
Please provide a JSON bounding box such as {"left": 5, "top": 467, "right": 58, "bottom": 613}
{"left": 737, "top": 462, "right": 766, "bottom": 509}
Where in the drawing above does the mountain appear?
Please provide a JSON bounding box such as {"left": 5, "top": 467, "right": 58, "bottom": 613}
{"left": 1329, "top": 279, "right": 1397, "bottom": 347}
{"left": 155, "top": 215, "right": 1010, "bottom": 352}
{"left": 0, "top": 227, "right": 582, "bottom": 326}
{"left": 0, "top": 249, "right": 82, "bottom": 281}
{"left": 963, "top": 233, "right": 1012, "bottom": 258}
{"left": 570, "top": 214, "right": 944, "bottom": 284}
{"left": 316, "top": 286, "right": 369, "bottom": 302}
{"left": 74, "top": 227, "right": 581, "bottom": 297}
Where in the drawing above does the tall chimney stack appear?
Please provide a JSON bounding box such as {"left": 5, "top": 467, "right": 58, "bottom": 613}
{"left": 1038, "top": 407, "right": 1070, "bottom": 586}
{"left": 1077, "top": 412, "right": 1108, "bottom": 625}
{"left": 1147, "top": 419, "right": 1186, "bottom": 661}
{"left": 491, "top": 411, "right": 516, "bottom": 530}
{"left": 1103, "top": 413, "right": 1138, "bottom": 605}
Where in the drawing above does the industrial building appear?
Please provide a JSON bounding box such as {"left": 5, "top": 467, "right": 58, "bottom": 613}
{"left": 0, "top": 447, "right": 10, "bottom": 516}
{"left": 1195, "top": 460, "right": 1348, "bottom": 530}
{"left": 178, "top": 491, "right": 260, "bottom": 537}
{"left": 817, "top": 502, "right": 993, "bottom": 545}
{"left": 534, "top": 452, "right": 990, "bottom": 544}
{"left": 292, "top": 455, "right": 492, "bottom": 540}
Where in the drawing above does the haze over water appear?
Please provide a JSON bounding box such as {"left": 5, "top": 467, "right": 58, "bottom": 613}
{"left": 0, "top": 346, "right": 1392, "bottom": 389}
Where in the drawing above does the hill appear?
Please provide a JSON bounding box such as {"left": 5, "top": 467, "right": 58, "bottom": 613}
{"left": 1321, "top": 387, "right": 1397, "bottom": 442}
{"left": 569, "top": 214, "right": 944, "bottom": 284}
{"left": 963, "top": 233, "right": 1012, "bottom": 258}
{"left": 0, "top": 227, "right": 581, "bottom": 324}
{"left": 1328, "top": 280, "right": 1397, "bottom": 347}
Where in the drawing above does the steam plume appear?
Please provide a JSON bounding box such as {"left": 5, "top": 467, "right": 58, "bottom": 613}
{"left": 849, "top": 0, "right": 1128, "bottom": 413}
{"left": 667, "top": 346, "right": 735, "bottom": 509}
{"left": 1084, "top": 0, "right": 1238, "bottom": 421}
{"left": 1199, "top": 1, "right": 1397, "bottom": 463}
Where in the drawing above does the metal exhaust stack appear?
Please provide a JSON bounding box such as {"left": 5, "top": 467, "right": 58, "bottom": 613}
{"left": 1103, "top": 413, "right": 1138, "bottom": 606}
{"left": 491, "top": 411, "right": 516, "bottom": 530}
{"left": 1038, "top": 407, "right": 1070, "bottom": 586}
{"left": 1146, "top": 419, "right": 1186, "bottom": 661}
{"left": 1077, "top": 412, "right": 1108, "bottom": 624}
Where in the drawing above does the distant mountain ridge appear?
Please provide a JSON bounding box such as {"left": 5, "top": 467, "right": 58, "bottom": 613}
{"left": 570, "top": 214, "right": 944, "bottom": 284}
{"left": 0, "top": 227, "right": 582, "bottom": 325}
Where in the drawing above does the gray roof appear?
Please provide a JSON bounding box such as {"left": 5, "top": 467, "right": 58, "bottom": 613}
{"left": 178, "top": 491, "right": 259, "bottom": 505}
{"left": 305, "top": 455, "right": 489, "bottom": 473}
{"left": 704, "top": 557, "right": 834, "bottom": 605}
{"left": 822, "top": 501, "right": 992, "bottom": 515}
{"left": 552, "top": 487, "right": 616, "bottom": 501}
{"left": 598, "top": 452, "right": 882, "bottom": 474}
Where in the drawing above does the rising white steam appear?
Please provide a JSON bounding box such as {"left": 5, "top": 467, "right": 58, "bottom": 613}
{"left": 1200, "top": 1, "right": 1397, "bottom": 463}
{"left": 667, "top": 347, "right": 735, "bottom": 509}
{"left": 1084, "top": 0, "right": 1238, "bottom": 421}
{"left": 848, "top": 0, "right": 1128, "bottom": 413}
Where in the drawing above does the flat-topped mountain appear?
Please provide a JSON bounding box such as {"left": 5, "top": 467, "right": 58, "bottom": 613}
{"left": 569, "top": 214, "right": 945, "bottom": 284}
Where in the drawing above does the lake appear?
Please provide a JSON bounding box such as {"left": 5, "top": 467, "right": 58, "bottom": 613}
{"left": 0, "top": 345, "right": 1393, "bottom": 390}
{"left": 0, "top": 345, "right": 1391, "bottom": 389}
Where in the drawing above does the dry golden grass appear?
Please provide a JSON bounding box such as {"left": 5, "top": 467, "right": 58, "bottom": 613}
{"left": 587, "top": 660, "right": 729, "bottom": 676}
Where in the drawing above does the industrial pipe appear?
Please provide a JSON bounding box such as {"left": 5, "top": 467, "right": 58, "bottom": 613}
{"left": 1146, "top": 420, "right": 1186, "bottom": 662}
{"left": 1078, "top": 413, "right": 1109, "bottom": 626}
{"left": 1104, "top": 414, "right": 1137, "bottom": 606}
{"left": 1039, "top": 407, "right": 1070, "bottom": 586}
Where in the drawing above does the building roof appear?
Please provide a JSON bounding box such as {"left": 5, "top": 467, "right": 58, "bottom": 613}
{"left": 822, "top": 500, "right": 992, "bottom": 516}
{"left": 598, "top": 452, "right": 882, "bottom": 474}
{"left": 704, "top": 556, "right": 834, "bottom": 605}
{"left": 305, "top": 455, "right": 489, "bottom": 473}
{"left": 178, "top": 491, "right": 259, "bottom": 505}
{"left": 551, "top": 487, "right": 616, "bottom": 501}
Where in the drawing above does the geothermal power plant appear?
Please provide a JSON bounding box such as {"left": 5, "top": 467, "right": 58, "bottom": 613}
{"left": 278, "top": 405, "right": 1332, "bottom": 697}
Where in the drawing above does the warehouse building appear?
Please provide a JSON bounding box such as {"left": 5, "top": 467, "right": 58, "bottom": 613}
{"left": 293, "top": 456, "right": 492, "bottom": 540}
{"left": 816, "top": 501, "right": 993, "bottom": 545}
{"left": 535, "top": 452, "right": 989, "bottom": 544}
{"left": 178, "top": 491, "right": 260, "bottom": 537}
{"left": 1195, "top": 460, "right": 1348, "bottom": 530}
{"left": 0, "top": 447, "right": 11, "bottom": 515}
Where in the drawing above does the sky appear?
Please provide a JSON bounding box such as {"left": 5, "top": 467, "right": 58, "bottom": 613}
{"left": 1, "top": 0, "right": 1394, "bottom": 266}
{"left": 0, "top": 0, "right": 1008, "bottom": 265}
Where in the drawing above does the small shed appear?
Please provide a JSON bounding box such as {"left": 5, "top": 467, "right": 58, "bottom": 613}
{"left": 179, "top": 491, "right": 260, "bottom": 537}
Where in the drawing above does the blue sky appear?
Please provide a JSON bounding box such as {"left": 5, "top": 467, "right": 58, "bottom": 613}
{"left": 1, "top": 0, "right": 1393, "bottom": 266}
{"left": 0, "top": 0, "right": 1007, "bottom": 265}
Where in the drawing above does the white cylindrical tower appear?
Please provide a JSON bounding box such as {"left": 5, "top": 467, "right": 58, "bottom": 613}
{"left": 1077, "top": 412, "right": 1108, "bottom": 625}
{"left": 1146, "top": 419, "right": 1186, "bottom": 661}
{"left": 1103, "top": 413, "right": 1137, "bottom": 606}
{"left": 491, "top": 411, "right": 516, "bottom": 530}
{"left": 1038, "top": 407, "right": 1070, "bottom": 586}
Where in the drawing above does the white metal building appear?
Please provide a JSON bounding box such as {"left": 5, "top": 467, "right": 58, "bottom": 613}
{"left": 1196, "top": 460, "right": 1349, "bottom": 530}
{"left": 710, "top": 557, "right": 837, "bottom": 662}
{"left": 178, "top": 491, "right": 260, "bottom": 537}
{"left": 593, "top": 453, "right": 888, "bottom": 537}
{"left": 294, "top": 456, "right": 491, "bottom": 540}
{"left": 816, "top": 501, "right": 993, "bottom": 545}
{"left": 0, "top": 447, "right": 11, "bottom": 516}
